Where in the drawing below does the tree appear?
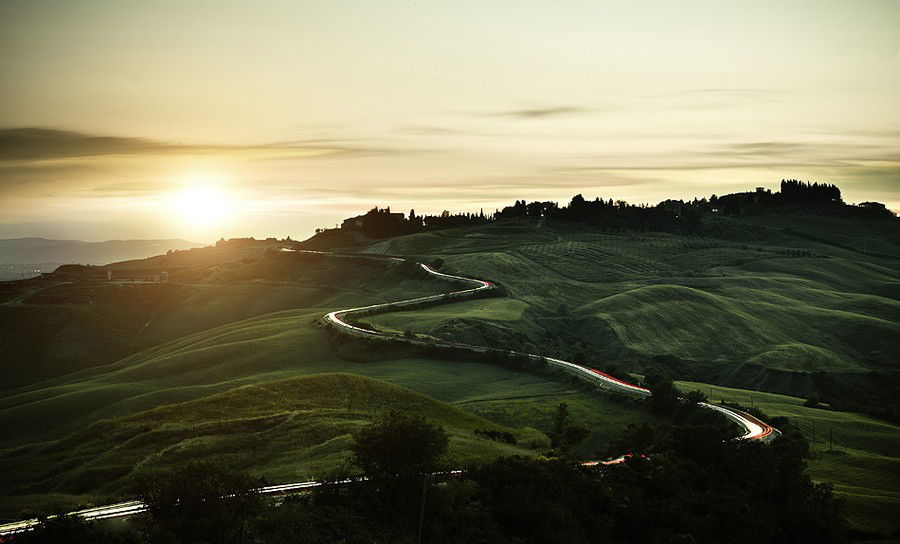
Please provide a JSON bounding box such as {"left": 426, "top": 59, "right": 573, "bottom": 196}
{"left": 550, "top": 402, "right": 589, "bottom": 455}
{"left": 573, "top": 350, "right": 588, "bottom": 366}
{"left": 803, "top": 395, "right": 822, "bottom": 409}
{"left": 685, "top": 390, "right": 707, "bottom": 404}
{"left": 352, "top": 410, "right": 448, "bottom": 482}
{"left": 135, "top": 461, "right": 266, "bottom": 544}
{"left": 645, "top": 367, "right": 679, "bottom": 414}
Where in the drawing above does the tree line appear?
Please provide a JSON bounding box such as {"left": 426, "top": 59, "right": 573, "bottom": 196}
{"left": 325, "top": 179, "right": 892, "bottom": 240}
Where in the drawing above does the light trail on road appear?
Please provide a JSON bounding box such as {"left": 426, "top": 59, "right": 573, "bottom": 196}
{"left": 321, "top": 252, "right": 777, "bottom": 442}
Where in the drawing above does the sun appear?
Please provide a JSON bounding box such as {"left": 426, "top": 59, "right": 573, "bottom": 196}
{"left": 170, "top": 185, "right": 234, "bottom": 227}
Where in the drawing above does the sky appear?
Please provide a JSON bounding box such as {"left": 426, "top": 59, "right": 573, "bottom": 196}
{"left": 1, "top": 0, "right": 898, "bottom": 242}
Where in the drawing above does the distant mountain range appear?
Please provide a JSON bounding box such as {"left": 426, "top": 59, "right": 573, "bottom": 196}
{"left": 0, "top": 238, "right": 204, "bottom": 280}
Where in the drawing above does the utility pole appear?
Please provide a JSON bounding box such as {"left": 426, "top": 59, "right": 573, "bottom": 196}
{"left": 417, "top": 474, "right": 432, "bottom": 544}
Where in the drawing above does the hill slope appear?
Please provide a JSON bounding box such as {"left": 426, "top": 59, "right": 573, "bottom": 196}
{"left": 0, "top": 373, "right": 547, "bottom": 517}
{"left": 0, "top": 303, "right": 652, "bottom": 454}
{"left": 352, "top": 216, "right": 899, "bottom": 413}
{"left": 0, "top": 248, "right": 443, "bottom": 389}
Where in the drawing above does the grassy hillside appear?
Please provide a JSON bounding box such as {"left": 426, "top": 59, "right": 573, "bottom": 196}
{"left": 0, "top": 373, "right": 548, "bottom": 518}
{"left": 676, "top": 380, "right": 899, "bottom": 535}
{"left": 1, "top": 246, "right": 660, "bottom": 520}
{"left": 0, "top": 249, "right": 443, "bottom": 389}
{"left": 353, "top": 217, "right": 899, "bottom": 410}
{"left": 3, "top": 214, "right": 896, "bottom": 533}
{"left": 0, "top": 300, "right": 652, "bottom": 455}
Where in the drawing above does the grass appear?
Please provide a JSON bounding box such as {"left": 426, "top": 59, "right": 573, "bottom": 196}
{"left": 360, "top": 298, "right": 532, "bottom": 344}
{"left": 0, "top": 249, "right": 445, "bottom": 390}
{"left": 1, "top": 301, "right": 654, "bottom": 519}
{"left": 0, "top": 373, "right": 549, "bottom": 518}
{"left": 676, "top": 380, "right": 900, "bottom": 535}
{"left": 582, "top": 283, "right": 896, "bottom": 371}
{"left": 2, "top": 214, "right": 897, "bottom": 534}
{"left": 351, "top": 217, "right": 899, "bottom": 392}
{"left": 0, "top": 307, "right": 635, "bottom": 448}
{"left": 346, "top": 217, "right": 900, "bottom": 535}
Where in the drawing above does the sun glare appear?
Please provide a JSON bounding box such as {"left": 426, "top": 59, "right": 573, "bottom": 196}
{"left": 170, "top": 185, "right": 234, "bottom": 227}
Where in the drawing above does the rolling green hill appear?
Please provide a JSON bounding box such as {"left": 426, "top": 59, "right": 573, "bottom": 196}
{"left": 0, "top": 304, "right": 651, "bottom": 453}
{"left": 2, "top": 213, "right": 897, "bottom": 536}
{"left": 352, "top": 217, "right": 899, "bottom": 412}
{"left": 0, "top": 373, "right": 548, "bottom": 517}
{"left": 0, "top": 248, "right": 443, "bottom": 390}
{"left": 349, "top": 214, "right": 900, "bottom": 536}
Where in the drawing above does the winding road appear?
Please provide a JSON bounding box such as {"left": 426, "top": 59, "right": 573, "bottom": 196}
{"left": 0, "top": 250, "right": 776, "bottom": 538}
{"left": 323, "top": 253, "right": 776, "bottom": 442}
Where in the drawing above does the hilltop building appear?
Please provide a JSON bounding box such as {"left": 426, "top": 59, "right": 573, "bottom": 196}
{"left": 341, "top": 208, "right": 405, "bottom": 231}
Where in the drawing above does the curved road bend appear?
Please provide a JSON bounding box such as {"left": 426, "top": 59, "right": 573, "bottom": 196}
{"left": 0, "top": 251, "right": 776, "bottom": 538}
{"left": 322, "top": 253, "right": 777, "bottom": 442}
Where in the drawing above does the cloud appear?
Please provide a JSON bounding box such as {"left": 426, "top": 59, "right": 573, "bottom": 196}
{"left": 637, "top": 88, "right": 793, "bottom": 111}
{"left": 680, "top": 88, "right": 785, "bottom": 97}
{"left": 483, "top": 106, "right": 592, "bottom": 119}
{"left": 397, "top": 125, "right": 472, "bottom": 136}
{"left": 643, "top": 88, "right": 788, "bottom": 100}
{"left": 0, "top": 127, "right": 377, "bottom": 162}
{"left": 715, "top": 141, "right": 899, "bottom": 163}
{"left": 556, "top": 138, "right": 900, "bottom": 174}
{"left": 0, "top": 127, "right": 414, "bottom": 197}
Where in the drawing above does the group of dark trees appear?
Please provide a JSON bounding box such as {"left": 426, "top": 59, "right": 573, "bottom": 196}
{"left": 328, "top": 180, "right": 892, "bottom": 241}
{"left": 19, "top": 402, "right": 851, "bottom": 544}
{"left": 701, "top": 180, "right": 841, "bottom": 216}
{"left": 698, "top": 179, "right": 893, "bottom": 219}
{"left": 336, "top": 206, "right": 491, "bottom": 238}
{"left": 497, "top": 195, "right": 704, "bottom": 234}
{"left": 779, "top": 179, "right": 842, "bottom": 204}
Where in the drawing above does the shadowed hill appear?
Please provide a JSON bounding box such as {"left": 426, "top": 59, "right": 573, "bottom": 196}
{"left": 1, "top": 305, "right": 650, "bottom": 454}
{"left": 0, "top": 247, "right": 441, "bottom": 389}
{"left": 0, "top": 373, "right": 548, "bottom": 517}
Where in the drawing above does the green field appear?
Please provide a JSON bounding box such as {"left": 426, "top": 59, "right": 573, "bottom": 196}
{"left": 677, "top": 381, "right": 900, "bottom": 535}
{"left": 0, "top": 373, "right": 549, "bottom": 517}
{"left": 0, "top": 272, "right": 656, "bottom": 519}
{"left": 0, "top": 249, "right": 444, "bottom": 389}
{"left": 353, "top": 218, "right": 899, "bottom": 402}
{"left": 2, "top": 215, "right": 897, "bottom": 536}
{"left": 0, "top": 302, "right": 650, "bottom": 451}
{"left": 350, "top": 216, "right": 900, "bottom": 535}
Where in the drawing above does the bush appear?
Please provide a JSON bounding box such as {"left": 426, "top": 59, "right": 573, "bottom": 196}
{"left": 133, "top": 461, "right": 267, "bottom": 544}
{"left": 474, "top": 429, "right": 517, "bottom": 444}
{"left": 12, "top": 514, "right": 139, "bottom": 543}
{"left": 352, "top": 410, "right": 448, "bottom": 481}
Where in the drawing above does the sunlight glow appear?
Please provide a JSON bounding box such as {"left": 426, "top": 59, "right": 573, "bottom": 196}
{"left": 170, "top": 184, "right": 235, "bottom": 227}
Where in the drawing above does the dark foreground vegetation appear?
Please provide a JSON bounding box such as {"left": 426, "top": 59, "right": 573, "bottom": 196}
{"left": 18, "top": 403, "right": 849, "bottom": 544}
